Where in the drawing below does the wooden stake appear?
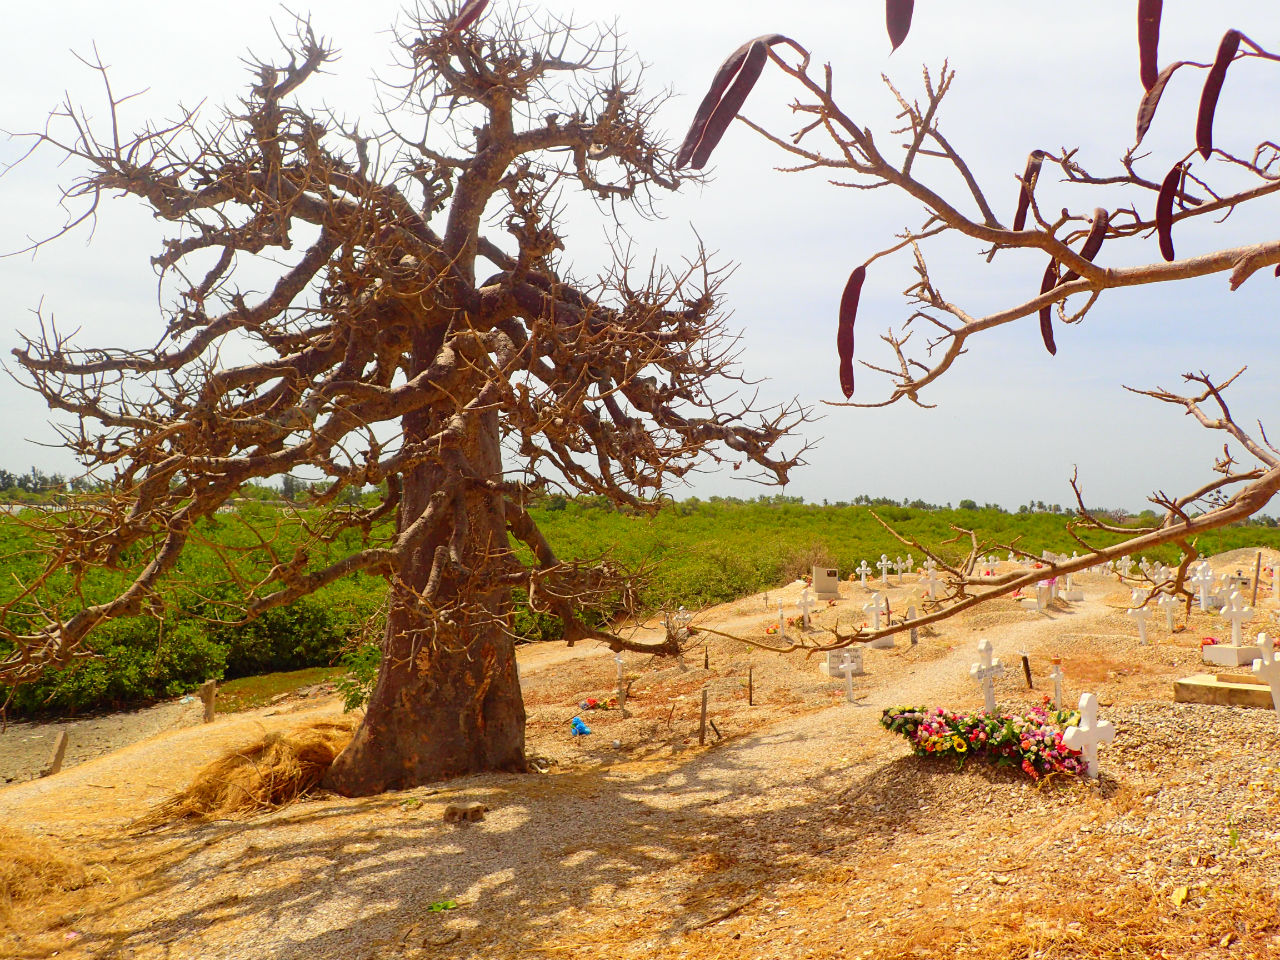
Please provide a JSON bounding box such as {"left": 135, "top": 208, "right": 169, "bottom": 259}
{"left": 698, "top": 689, "right": 708, "bottom": 745}
{"left": 1020, "top": 652, "right": 1034, "bottom": 690}
{"left": 199, "top": 679, "right": 217, "bottom": 723}
{"left": 748, "top": 666, "right": 753, "bottom": 706}
{"left": 1252, "top": 552, "right": 1262, "bottom": 607}
{"left": 704, "top": 645, "right": 709, "bottom": 670}
{"left": 43, "top": 730, "right": 68, "bottom": 777}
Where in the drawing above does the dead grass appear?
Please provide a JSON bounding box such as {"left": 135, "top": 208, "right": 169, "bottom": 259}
{"left": 139, "top": 716, "right": 357, "bottom": 824}
{"left": 0, "top": 826, "right": 90, "bottom": 924}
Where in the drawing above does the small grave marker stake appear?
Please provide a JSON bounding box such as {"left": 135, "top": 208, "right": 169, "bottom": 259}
{"left": 1048, "top": 657, "right": 1065, "bottom": 710}
{"left": 43, "top": 731, "right": 69, "bottom": 778}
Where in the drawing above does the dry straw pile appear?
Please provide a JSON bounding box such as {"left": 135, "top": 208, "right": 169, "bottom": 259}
{"left": 141, "top": 717, "right": 357, "bottom": 823}
{"left": 0, "top": 826, "right": 90, "bottom": 923}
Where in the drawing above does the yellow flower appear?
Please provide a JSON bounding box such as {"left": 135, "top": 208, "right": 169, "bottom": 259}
{"left": 953, "top": 739, "right": 967, "bottom": 753}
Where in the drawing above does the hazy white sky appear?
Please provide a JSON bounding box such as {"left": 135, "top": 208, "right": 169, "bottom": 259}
{"left": 1, "top": 1, "right": 1277, "bottom": 511}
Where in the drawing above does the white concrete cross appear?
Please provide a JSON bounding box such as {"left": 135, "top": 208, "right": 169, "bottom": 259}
{"left": 863, "top": 592, "right": 887, "bottom": 631}
{"left": 923, "top": 558, "right": 938, "bottom": 575}
{"left": 1116, "top": 556, "right": 1134, "bottom": 579}
{"left": 1152, "top": 562, "right": 1170, "bottom": 585}
{"left": 921, "top": 567, "right": 943, "bottom": 600}
{"left": 1125, "top": 591, "right": 1151, "bottom": 645}
{"left": 1220, "top": 591, "right": 1252, "bottom": 646}
{"left": 856, "top": 559, "right": 872, "bottom": 588}
{"left": 834, "top": 650, "right": 863, "bottom": 702}
{"left": 893, "top": 556, "right": 907, "bottom": 583}
{"left": 876, "top": 554, "right": 893, "bottom": 587}
{"left": 1007, "top": 551, "right": 1017, "bottom": 564}
{"left": 1139, "top": 557, "right": 1152, "bottom": 577}
{"left": 797, "top": 587, "right": 815, "bottom": 631}
{"left": 614, "top": 652, "right": 624, "bottom": 681}
{"left": 1190, "top": 562, "right": 1215, "bottom": 611}
{"left": 1251, "top": 634, "right": 1280, "bottom": 717}
{"left": 1063, "top": 692, "right": 1115, "bottom": 779}
{"left": 777, "top": 602, "right": 786, "bottom": 637}
{"left": 1048, "top": 658, "right": 1066, "bottom": 710}
{"left": 969, "top": 639, "right": 1005, "bottom": 713}
{"left": 1156, "top": 591, "right": 1179, "bottom": 632}
{"left": 905, "top": 553, "right": 915, "bottom": 577}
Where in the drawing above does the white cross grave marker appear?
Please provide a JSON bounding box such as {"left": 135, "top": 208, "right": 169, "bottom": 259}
{"left": 833, "top": 649, "right": 864, "bottom": 702}
{"left": 893, "top": 556, "right": 907, "bottom": 583}
{"left": 856, "top": 559, "right": 872, "bottom": 589}
{"left": 1116, "top": 556, "right": 1134, "bottom": 579}
{"left": 1190, "top": 562, "right": 1214, "bottom": 611}
{"left": 1063, "top": 692, "right": 1115, "bottom": 779}
{"left": 797, "top": 587, "right": 815, "bottom": 631}
{"left": 969, "top": 639, "right": 1005, "bottom": 713}
{"left": 777, "top": 602, "right": 786, "bottom": 637}
{"left": 863, "top": 592, "right": 887, "bottom": 631}
{"left": 1125, "top": 591, "right": 1151, "bottom": 645}
{"left": 1251, "top": 634, "right": 1280, "bottom": 718}
{"left": 1156, "top": 591, "right": 1179, "bottom": 632}
{"left": 876, "top": 555, "right": 893, "bottom": 587}
{"left": 1048, "top": 657, "right": 1066, "bottom": 710}
{"left": 1221, "top": 592, "right": 1252, "bottom": 646}
{"left": 921, "top": 567, "right": 943, "bottom": 600}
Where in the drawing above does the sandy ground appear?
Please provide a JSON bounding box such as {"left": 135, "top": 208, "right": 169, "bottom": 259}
{"left": 3, "top": 552, "right": 1280, "bottom": 959}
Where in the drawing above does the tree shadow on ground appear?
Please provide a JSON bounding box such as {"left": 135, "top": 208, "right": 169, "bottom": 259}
{"left": 63, "top": 723, "right": 1076, "bottom": 960}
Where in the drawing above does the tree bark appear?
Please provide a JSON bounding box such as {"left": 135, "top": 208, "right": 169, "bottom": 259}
{"left": 324, "top": 389, "right": 526, "bottom": 796}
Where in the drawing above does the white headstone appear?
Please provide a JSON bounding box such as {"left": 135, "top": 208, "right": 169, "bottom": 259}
{"left": 826, "top": 646, "right": 865, "bottom": 678}
{"left": 1252, "top": 634, "right": 1280, "bottom": 718}
{"left": 812, "top": 566, "right": 840, "bottom": 600}
{"left": 863, "top": 592, "right": 886, "bottom": 632}
{"left": 969, "top": 639, "right": 1005, "bottom": 713}
{"left": 876, "top": 555, "right": 893, "bottom": 587}
{"left": 1063, "top": 692, "right": 1115, "bottom": 779}
{"left": 1221, "top": 591, "right": 1252, "bottom": 646}
{"left": 855, "top": 559, "right": 872, "bottom": 589}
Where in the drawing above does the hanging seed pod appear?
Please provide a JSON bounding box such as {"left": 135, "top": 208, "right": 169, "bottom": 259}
{"left": 1197, "top": 30, "right": 1242, "bottom": 160}
{"left": 1138, "top": 0, "right": 1163, "bottom": 91}
{"left": 837, "top": 266, "right": 866, "bottom": 398}
{"left": 1062, "top": 209, "right": 1109, "bottom": 282}
{"left": 677, "top": 35, "right": 790, "bottom": 170}
{"left": 887, "top": 0, "right": 915, "bottom": 52}
{"left": 1155, "top": 164, "right": 1182, "bottom": 261}
{"left": 1012, "top": 151, "right": 1045, "bottom": 231}
{"left": 1038, "top": 260, "right": 1059, "bottom": 356}
{"left": 688, "top": 40, "right": 770, "bottom": 170}
{"left": 1135, "top": 61, "right": 1186, "bottom": 146}
{"left": 448, "top": 0, "right": 490, "bottom": 33}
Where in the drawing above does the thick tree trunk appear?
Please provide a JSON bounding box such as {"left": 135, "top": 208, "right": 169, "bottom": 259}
{"left": 324, "top": 400, "right": 526, "bottom": 796}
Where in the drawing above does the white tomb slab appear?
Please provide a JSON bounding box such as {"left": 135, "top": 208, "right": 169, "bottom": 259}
{"left": 812, "top": 566, "right": 840, "bottom": 601}
{"left": 823, "top": 646, "right": 865, "bottom": 680}
{"left": 970, "top": 639, "right": 1005, "bottom": 713}
{"left": 1063, "top": 692, "right": 1115, "bottom": 779}
{"left": 1064, "top": 571, "right": 1084, "bottom": 602}
{"left": 1203, "top": 592, "right": 1261, "bottom": 666}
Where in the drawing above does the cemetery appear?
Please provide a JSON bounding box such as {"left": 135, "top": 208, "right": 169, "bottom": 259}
{"left": 3, "top": 545, "right": 1280, "bottom": 959}
{"left": 3, "top": 1, "right": 1280, "bottom": 958}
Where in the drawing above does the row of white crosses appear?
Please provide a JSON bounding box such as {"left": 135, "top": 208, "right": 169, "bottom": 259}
{"left": 968, "top": 639, "right": 1113, "bottom": 777}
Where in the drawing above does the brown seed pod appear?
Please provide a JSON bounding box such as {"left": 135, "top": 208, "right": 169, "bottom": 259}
{"left": 1155, "top": 163, "right": 1182, "bottom": 261}
{"left": 688, "top": 40, "right": 769, "bottom": 170}
{"left": 1135, "top": 61, "right": 1186, "bottom": 146}
{"left": 448, "top": 0, "right": 490, "bottom": 33}
{"left": 838, "top": 266, "right": 866, "bottom": 398}
{"left": 887, "top": 0, "right": 915, "bottom": 52}
{"left": 677, "top": 35, "right": 790, "bottom": 171}
{"left": 1038, "top": 260, "right": 1059, "bottom": 356}
{"left": 1062, "top": 208, "right": 1109, "bottom": 282}
{"left": 1138, "top": 0, "right": 1163, "bottom": 91}
{"left": 1012, "top": 151, "right": 1045, "bottom": 231}
{"left": 1197, "top": 30, "right": 1242, "bottom": 160}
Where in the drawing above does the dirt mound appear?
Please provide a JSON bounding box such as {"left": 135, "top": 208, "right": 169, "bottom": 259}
{"left": 0, "top": 826, "right": 90, "bottom": 922}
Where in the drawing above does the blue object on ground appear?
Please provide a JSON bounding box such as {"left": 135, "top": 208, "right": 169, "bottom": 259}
{"left": 570, "top": 716, "right": 591, "bottom": 736}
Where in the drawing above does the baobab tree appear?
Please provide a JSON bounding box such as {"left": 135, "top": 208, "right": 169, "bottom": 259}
{"left": 671, "top": 3, "right": 1280, "bottom": 647}
{"left": 1, "top": 4, "right": 806, "bottom": 795}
